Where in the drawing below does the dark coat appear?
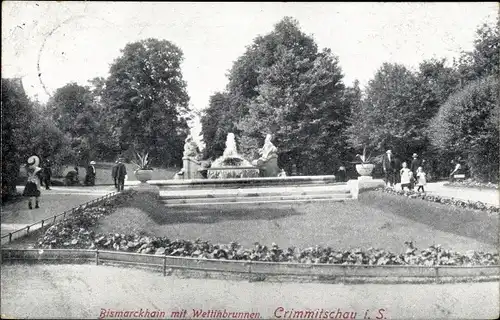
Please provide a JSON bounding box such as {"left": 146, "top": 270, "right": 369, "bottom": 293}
{"left": 111, "top": 164, "right": 118, "bottom": 179}
{"left": 410, "top": 158, "right": 422, "bottom": 174}
{"left": 87, "top": 165, "right": 96, "bottom": 176}
{"left": 116, "top": 163, "right": 127, "bottom": 179}
{"left": 382, "top": 154, "right": 395, "bottom": 172}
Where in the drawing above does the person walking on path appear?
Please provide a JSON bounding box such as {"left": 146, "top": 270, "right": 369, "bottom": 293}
{"left": 41, "top": 159, "right": 52, "bottom": 190}
{"left": 116, "top": 158, "right": 127, "bottom": 191}
{"left": 382, "top": 150, "right": 395, "bottom": 187}
{"left": 400, "top": 162, "right": 412, "bottom": 191}
{"left": 416, "top": 167, "right": 427, "bottom": 192}
{"left": 111, "top": 160, "right": 119, "bottom": 189}
{"left": 23, "top": 156, "right": 43, "bottom": 209}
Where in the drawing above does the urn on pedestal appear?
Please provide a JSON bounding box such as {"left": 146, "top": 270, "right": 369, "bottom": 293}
{"left": 132, "top": 151, "right": 153, "bottom": 183}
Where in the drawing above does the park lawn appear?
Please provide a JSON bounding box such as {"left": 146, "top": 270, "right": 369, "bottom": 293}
{"left": 93, "top": 191, "right": 498, "bottom": 254}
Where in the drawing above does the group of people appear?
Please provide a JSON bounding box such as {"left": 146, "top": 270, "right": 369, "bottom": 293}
{"left": 382, "top": 150, "right": 427, "bottom": 192}
{"left": 23, "top": 156, "right": 128, "bottom": 209}
{"left": 64, "top": 161, "right": 97, "bottom": 186}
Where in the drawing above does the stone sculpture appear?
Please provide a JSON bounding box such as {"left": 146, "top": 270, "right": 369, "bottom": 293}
{"left": 183, "top": 135, "right": 200, "bottom": 159}
{"left": 252, "top": 134, "right": 280, "bottom": 177}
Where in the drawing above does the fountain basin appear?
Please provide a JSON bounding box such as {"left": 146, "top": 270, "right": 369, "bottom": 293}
{"left": 207, "top": 166, "right": 260, "bottom": 179}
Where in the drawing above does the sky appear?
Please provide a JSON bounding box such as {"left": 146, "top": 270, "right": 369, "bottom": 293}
{"left": 2, "top": 2, "right": 498, "bottom": 139}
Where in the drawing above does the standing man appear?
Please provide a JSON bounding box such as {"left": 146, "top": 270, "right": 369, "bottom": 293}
{"left": 410, "top": 153, "right": 422, "bottom": 179}
{"left": 42, "top": 159, "right": 52, "bottom": 190}
{"left": 116, "top": 158, "right": 127, "bottom": 191}
{"left": 111, "top": 159, "right": 119, "bottom": 189}
{"left": 382, "top": 150, "right": 395, "bottom": 187}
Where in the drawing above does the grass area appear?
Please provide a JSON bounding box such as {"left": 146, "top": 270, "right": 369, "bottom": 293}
{"left": 92, "top": 191, "right": 498, "bottom": 253}
{"left": 359, "top": 191, "right": 498, "bottom": 245}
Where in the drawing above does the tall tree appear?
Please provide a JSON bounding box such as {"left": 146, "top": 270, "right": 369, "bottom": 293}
{"left": 47, "top": 82, "right": 99, "bottom": 165}
{"left": 102, "top": 38, "right": 190, "bottom": 167}
{"left": 200, "top": 92, "right": 235, "bottom": 159}
{"left": 346, "top": 63, "right": 430, "bottom": 161}
{"left": 455, "top": 19, "right": 499, "bottom": 85}
{"left": 2, "top": 78, "right": 71, "bottom": 201}
{"left": 1, "top": 78, "right": 35, "bottom": 200}
{"left": 201, "top": 17, "right": 350, "bottom": 174}
{"left": 429, "top": 76, "right": 499, "bottom": 182}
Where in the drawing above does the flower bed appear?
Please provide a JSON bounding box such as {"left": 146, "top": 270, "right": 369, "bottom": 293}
{"left": 444, "top": 179, "right": 498, "bottom": 190}
{"left": 381, "top": 187, "right": 499, "bottom": 214}
{"left": 33, "top": 191, "right": 499, "bottom": 266}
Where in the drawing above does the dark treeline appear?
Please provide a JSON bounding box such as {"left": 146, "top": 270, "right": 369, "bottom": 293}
{"left": 2, "top": 17, "right": 498, "bottom": 202}
{"left": 200, "top": 17, "right": 499, "bottom": 181}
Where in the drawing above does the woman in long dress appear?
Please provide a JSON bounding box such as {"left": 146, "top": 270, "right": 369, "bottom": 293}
{"left": 23, "top": 156, "right": 43, "bottom": 209}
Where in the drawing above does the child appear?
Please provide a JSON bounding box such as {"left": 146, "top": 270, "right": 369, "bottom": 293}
{"left": 416, "top": 167, "right": 427, "bottom": 192}
{"left": 23, "top": 156, "right": 43, "bottom": 209}
{"left": 400, "top": 162, "right": 412, "bottom": 191}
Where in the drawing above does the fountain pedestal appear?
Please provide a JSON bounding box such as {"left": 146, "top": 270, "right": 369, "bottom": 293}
{"left": 252, "top": 154, "right": 280, "bottom": 177}
{"left": 182, "top": 157, "right": 203, "bottom": 179}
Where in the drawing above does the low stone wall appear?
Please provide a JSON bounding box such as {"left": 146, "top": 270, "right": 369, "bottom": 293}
{"left": 2, "top": 249, "right": 498, "bottom": 284}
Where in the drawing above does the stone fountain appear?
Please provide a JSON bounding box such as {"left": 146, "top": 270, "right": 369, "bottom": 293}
{"left": 207, "top": 133, "right": 260, "bottom": 179}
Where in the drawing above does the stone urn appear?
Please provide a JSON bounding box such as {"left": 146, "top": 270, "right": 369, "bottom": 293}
{"left": 134, "top": 169, "right": 153, "bottom": 183}
{"left": 355, "top": 163, "right": 375, "bottom": 176}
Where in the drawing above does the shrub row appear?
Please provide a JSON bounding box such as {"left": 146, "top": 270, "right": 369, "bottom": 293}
{"left": 380, "top": 187, "right": 499, "bottom": 214}
{"left": 444, "top": 179, "right": 498, "bottom": 190}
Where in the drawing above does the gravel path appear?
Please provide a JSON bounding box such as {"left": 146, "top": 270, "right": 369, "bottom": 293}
{"left": 409, "top": 181, "right": 499, "bottom": 207}
{"left": 1, "top": 186, "right": 118, "bottom": 240}
{"left": 1, "top": 264, "right": 498, "bottom": 319}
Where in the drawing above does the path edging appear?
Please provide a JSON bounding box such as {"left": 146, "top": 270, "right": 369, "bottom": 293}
{"left": 1, "top": 192, "right": 120, "bottom": 246}
{"left": 2, "top": 248, "right": 498, "bottom": 284}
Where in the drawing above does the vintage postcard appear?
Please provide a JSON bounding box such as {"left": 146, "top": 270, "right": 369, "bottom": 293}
{"left": 1, "top": 2, "right": 499, "bottom": 319}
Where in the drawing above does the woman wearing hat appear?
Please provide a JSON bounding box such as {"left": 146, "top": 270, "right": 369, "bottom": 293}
{"left": 23, "top": 156, "right": 43, "bottom": 209}
{"left": 85, "top": 161, "right": 96, "bottom": 186}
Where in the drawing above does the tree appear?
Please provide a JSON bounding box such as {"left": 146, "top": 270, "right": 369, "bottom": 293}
{"left": 455, "top": 19, "right": 499, "bottom": 85}
{"left": 47, "top": 83, "right": 100, "bottom": 165}
{"left": 200, "top": 92, "right": 235, "bottom": 159}
{"left": 429, "top": 76, "right": 499, "bottom": 182}
{"left": 87, "top": 77, "right": 121, "bottom": 161}
{"left": 202, "top": 17, "right": 350, "bottom": 174}
{"left": 1, "top": 78, "right": 35, "bottom": 200}
{"left": 2, "top": 78, "right": 71, "bottom": 202}
{"left": 346, "top": 63, "right": 426, "bottom": 160}
{"left": 102, "top": 38, "right": 190, "bottom": 167}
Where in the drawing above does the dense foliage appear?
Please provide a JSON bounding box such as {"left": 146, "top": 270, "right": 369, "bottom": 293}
{"left": 1, "top": 79, "right": 71, "bottom": 202}
{"left": 429, "top": 77, "right": 499, "bottom": 182}
{"left": 201, "top": 17, "right": 353, "bottom": 174}
{"left": 102, "top": 39, "right": 191, "bottom": 167}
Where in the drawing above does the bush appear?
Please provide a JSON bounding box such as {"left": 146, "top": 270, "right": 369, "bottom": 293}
{"left": 429, "top": 76, "right": 499, "bottom": 183}
{"left": 381, "top": 187, "right": 499, "bottom": 214}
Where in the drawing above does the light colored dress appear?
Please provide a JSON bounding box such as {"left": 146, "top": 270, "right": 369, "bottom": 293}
{"left": 400, "top": 168, "right": 412, "bottom": 185}
{"left": 417, "top": 172, "right": 427, "bottom": 186}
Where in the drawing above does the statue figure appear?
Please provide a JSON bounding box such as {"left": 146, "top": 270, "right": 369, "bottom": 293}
{"left": 258, "top": 134, "right": 278, "bottom": 160}
{"left": 252, "top": 133, "right": 280, "bottom": 177}
{"left": 183, "top": 135, "right": 200, "bottom": 159}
